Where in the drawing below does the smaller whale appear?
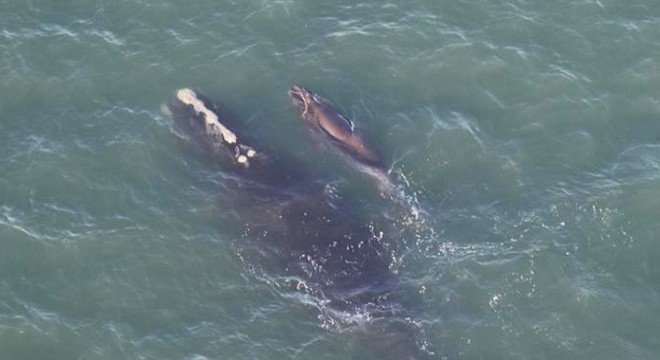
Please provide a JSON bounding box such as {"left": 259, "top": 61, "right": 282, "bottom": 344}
{"left": 288, "top": 85, "right": 385, "bottom": 170}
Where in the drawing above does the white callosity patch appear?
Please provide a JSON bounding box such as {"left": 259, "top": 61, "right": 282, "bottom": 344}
{"left": 176, "top": 88, "right": 257, "bottom": 167}
{"left": 176, "top": 88, "right": 238, "bottom": 144}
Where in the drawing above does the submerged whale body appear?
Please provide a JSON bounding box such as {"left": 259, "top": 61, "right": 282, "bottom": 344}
{"left": 168, "top": 88, "right": 430, "bottom": 358}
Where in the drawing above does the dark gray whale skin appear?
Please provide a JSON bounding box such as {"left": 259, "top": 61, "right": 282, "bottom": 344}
{"left": 168, "top": 89, "right": 430, "bottom": 359}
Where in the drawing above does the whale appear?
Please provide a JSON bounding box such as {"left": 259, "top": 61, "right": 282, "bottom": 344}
{"left": 288, "top": 86, "right": 386, "bottom": 168}
{"left": 167, "top": 88, "right": 430, "bottom": 358}
{"left": 167, "top": 88, "right": 312, "bottom": 190}
{"left": 287, "top": 85, "right": 395, "bottom": 194}
{"left": 168, "top": 87, "right": 394, "bottom": 293}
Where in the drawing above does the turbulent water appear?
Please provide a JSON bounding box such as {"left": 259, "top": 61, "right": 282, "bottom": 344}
{"left": 2, "top": 0, "right": 660, "bottom": 359}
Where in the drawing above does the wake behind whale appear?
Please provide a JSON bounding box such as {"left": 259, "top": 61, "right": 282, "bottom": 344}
{"left": 167, "top": 87, "right": 433, "bottom": 359}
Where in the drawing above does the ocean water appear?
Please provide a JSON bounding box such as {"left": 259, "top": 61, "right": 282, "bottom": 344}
{"left": 1, "top": 0, "right": 660, "bottom": 359}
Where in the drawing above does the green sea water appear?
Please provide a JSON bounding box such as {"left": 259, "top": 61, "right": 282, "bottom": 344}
{"left": 1, "top": 0, "right": 660, "bottom": 359}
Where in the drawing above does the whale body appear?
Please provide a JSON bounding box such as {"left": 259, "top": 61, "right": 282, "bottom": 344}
{"left": 167, "top": 88, "right": 429, "bottom": 359}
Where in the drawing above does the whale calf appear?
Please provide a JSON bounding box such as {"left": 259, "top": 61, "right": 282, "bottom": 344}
{"left": 287, "top": 85, "right": 396, "bottom": 194}
{"left": 288, "top": 86, "right": 385, "bottom": 168}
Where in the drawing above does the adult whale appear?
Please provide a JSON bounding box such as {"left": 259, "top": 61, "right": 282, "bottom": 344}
{"left": 167, "top": 88, "right": 430, "bottom": 359}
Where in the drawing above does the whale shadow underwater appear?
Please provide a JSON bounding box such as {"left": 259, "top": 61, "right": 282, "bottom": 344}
{"left": 167, "top": 87, "right": 433, "bottom": 359}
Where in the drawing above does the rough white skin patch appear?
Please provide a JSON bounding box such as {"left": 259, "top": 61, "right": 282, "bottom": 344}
{"left": 246, "top": 149, "right": 256, "bottom": 158}
{"left": 176, "top": 88, "right": 237, "bottom": 144}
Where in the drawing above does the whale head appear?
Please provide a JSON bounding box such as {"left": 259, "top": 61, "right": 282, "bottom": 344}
{"left": 288, "top": 85, "right": 320, "bottom": 121}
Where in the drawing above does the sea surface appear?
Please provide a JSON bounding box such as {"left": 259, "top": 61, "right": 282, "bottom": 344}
{"left": 2, "top": 0, "right": 660, "bottom": 359}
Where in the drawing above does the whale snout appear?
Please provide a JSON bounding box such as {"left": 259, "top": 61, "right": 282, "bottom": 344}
{"left": 288, "top": 85, "right": 307, "bottom": 98}
{"left": 288, "top": 85, "right": 312, "bottom": 115}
